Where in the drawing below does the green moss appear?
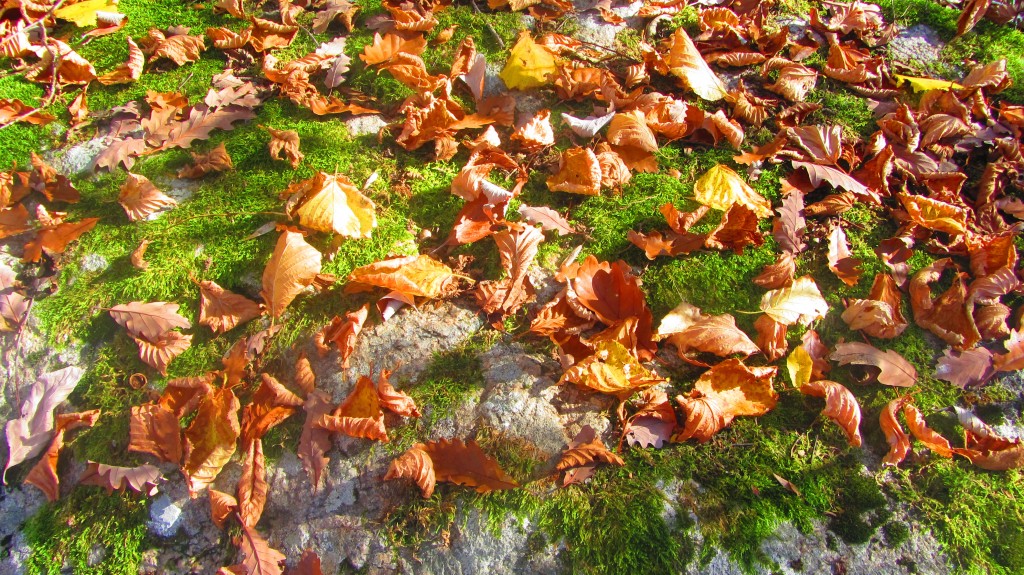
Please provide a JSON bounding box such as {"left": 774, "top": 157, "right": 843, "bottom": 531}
{"left": 808, "top": 87, "right": 875, "bottom": 139}
{"left": 22, "top": 489, "right": 148, "bottom": 575}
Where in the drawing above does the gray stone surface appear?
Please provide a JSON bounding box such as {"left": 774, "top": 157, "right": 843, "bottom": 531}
{"left": 888, "top": 24, "right": 946, "bottom": 73}
{"left": 47, "top": 137, "right": 107, "bottom": 175}
{"left": 147, "top": 494, "right": 184, "bottom": 537}
{"left": 345, "top": 115, "right": 388, "bottom": 137}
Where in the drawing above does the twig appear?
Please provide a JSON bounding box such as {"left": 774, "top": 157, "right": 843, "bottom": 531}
{"left": 470, "top": 0, "right": 505, "bottom": 49}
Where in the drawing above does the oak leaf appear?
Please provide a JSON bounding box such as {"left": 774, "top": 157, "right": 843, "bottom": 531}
{"left": 556, "top": 425, "right": 624, "bottom": 470}
{"left": 119, "top": 173, "right": 177, "bottom": 222}
{"left": 347, "top": 254, "right": 455, "bottom": 299}
{"left": 261, "top": 228, "right": 323, "bottom": 318}
{"left": 4, "top": 366, "right": 85, "bottom": 482}
{"left": 199, "top": 280, "right": 262, "bottom": 334}
{"left": 79, "top": 462, "right": 161, "bottom": 495}
{"left": 183, "top": 388, "right": 241, "bottom": 496}
{"left": 673, "top": 359, "right": 778, "bottom": 442}
{"left": 799, "top": 380, "right": 862, "bottom": 447}
{"left": 829, "top": 342, "right": 917, "bottom": 387}
{"left": 693, "top": 164, "right": 772, "bottom": 218}
{"left": 759, "top": 275, "right": 828, "bottom": 326}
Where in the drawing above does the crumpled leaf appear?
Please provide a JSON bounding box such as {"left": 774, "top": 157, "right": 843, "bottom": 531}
{"left": 118, "top": 173, "right": 177, "bottom": 221}
{"left": 830, "top": 342, "right": 917, "bottom": 387}
{"left": 348, "top": 254, "right": 455, "bottom": 299}
{"left": 499, "top": 31, "right": 558, "bottom": 90}
{"left": 129, "top": 403, "right": 182, "bottom": 463}
{"left": 559, "top": 340, "right": 664, "bottom": 396}
{"left": 654, "top": 300, "right": 759, "bottom": 358}
{"left": 24, "top": 410, "right": 100, "bottom": 500}
{"left": 240, "top": 374, "right": 302, "bottom": 448}
{"left": 79, "top": 462, "right": 161, "bottom": 495}
{"left": 384, "top": 445, "right": 435, "bottom": 497}
{"left": 199, "top": 280, "right": 262, "bottom": 334}
{"left": 183, "top": 388, "right": 241, "bottom": 496}
{"left": 673, "top": 359, "right": 778, "bottom": 442}
{"left": 556, "top": 425, "right": 624, "bottom": 470}
{"left": 759, "top": 275, "right": 828, "bottom": 326}
{"left": 388, "top": 438, "right": 519, "bottom": 496}
{"left": 377, "top": 369, "right": 420, "bottom": 418}
{"left": 904, "top": 402, "right": 952, "bottom": 458}
{"left": 841, "top": 273, "right": 907, "bottom": 339}
{"left": 799, "top": 380, "right": 862, "bottom": 447}
{"left": 953, "top": 407, "right": 1024, "bottom": 470}
{"left": 261, "top": 227, "right": 323, "bottom": 318}
{"left": 622, "top": 389, "right": 676, "bottom": 449}
{"left": 177, "top": 142, "right": 233, "bottom": 179}
{"left": 4, "top": 366, "right": 85, "bottom": 482}
{"left": 476, "top": 225, "right": 543, "bottom": 326}
{"left": 97, "top": 37, "right": 144, "bottom": 85}
{"left": 880, "top": 396, "right": 911, "bottom": 466}
{"left": 909, "top": 259, "right": 980, "bottom": 350}
{"left": 287, "top": 171, "right": 377, "bottom": 238}
{"left": 209, "top": 489, "right": 238, "bottom": 529}
{"left": 693, "top": 164, "right": 772, "bottom": 218}
{"left": 899, "top": 194, "right": 968, "bottom": 235}
{"left": 664, "top": 28, "right": 728, "bottom": 101}
{"left": 314, "top": 304, "right": 369, "bottom": 367}
{"left": 546, "top": 147, "right": 601, "bottom": 196}
{"left": 317, "top": 376, "right": 388, "bottom": 442}
{"left": 264, "top": 126, "right": 303, "bottom": 168}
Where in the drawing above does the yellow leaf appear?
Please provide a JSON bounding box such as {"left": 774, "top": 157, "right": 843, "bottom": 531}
{"left": 786, "top": 345, "right": 813, "bottom": 388}
{"left": 760, "top": 275, "right": 829, "bottom": 326}
{"left": 665, "top": 28, "right": 729, "bottom": 101}
{"left": 55, "top": 0, "right": 121, "bottom": 27}
{"left": 898, "top": 194, "right": 967, "bottom": 235}
{"left": 348, "top": 254, "right": 456, "bottom": 298}
{"left": 893, "top": 74, "right": 964, "bottom": 93}
{"left": 498, "top": 31, "right": 558, "bottom": 91}
{"left": 693, "top": 164, "right": 772, "bottom": 218}
{"left": 558, "top": 340, "right": 664, "bottom": 396}
{"left": 293, "top": 172, "right": 377, "bottom": 238}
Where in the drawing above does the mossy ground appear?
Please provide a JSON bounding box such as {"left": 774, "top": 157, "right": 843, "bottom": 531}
{"left": 4, "top": 0, "right": 1024, "bottom": 573}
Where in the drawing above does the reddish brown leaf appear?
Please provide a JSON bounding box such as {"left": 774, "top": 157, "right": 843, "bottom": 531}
{"left": 237, "top": 439, "right": 268, "bottom": 528}
{"left": 109, "top": 301, "right": 190, "bottom": 341}
{"left": 422, "top": 438, "right": 519, "bottom": 493}
{"left": 348, "top": 254, "right": 455, "bottom": 299}
{"left": 134, "top": 330, "right": 192, "bottom": 375}
{"left": 655, "top": 301, "right": 759, "bottom": 359}
{"left": 78, "top": 462, "right": 161, "bottom": 495}
{"left": 800, "top": 380, "right": 862, "bottom": 447}
{"left": 119, "top": 173, "right": 177, "bottom": 222}
{"left": 237, "top": 522, "right": 285, "bottom": 575}
{"left": 210, "top": 489, "right": 239, "bottom": 529}
{"left": 183, "top": 388, "right": 241, "bottom": 496}
{"left": 827, "top": 224, "right": 862, "bottom": 286}
{"left": 880, "top": 396, "right": 911, "bottom": 466}
{"left": 24, "top": 410, "right": 100, "bottom": 501}
{"left": 264, "top": 126, "right": 304, "bottom": 168}
{"left": 261, "top": 227, "right": 323, "bottom": 318}
{"left": 317, "top": 376, "right": 388, "bottom": 442}
{"left": 935, "top": 347, "right": 995, "bottom": 388}
{"left": 129, "top": 403, "right": 182, "bottom": 463}
{"left": 954, "top": 407, "right": 1024, "bottom": 470}
{"left": 199, "top": 280, "right": 262, "bottom": 334}
{"left": 556, "top": 425, "right": 625, "bottom": 470}
{"left": 829, "top": 342, "right": 917, "bottom": 387}
{"left": 298, "top": 390, "right": 333, "bottom": 492}
{"left": 377, "top": 369, "right": 420, "bottom": 418}
{"left": 240, "top": 374, "right": 301, "bottom": 448}
{"left": 4, "top": 367, "right": 85, "bottom": 482}
{"left": 384, "top": 445, "right": 435, "bottom": 498}
{"left": 22, "top": 218, "right": 99, "bottom": 263}
{"left": 177, "top": 142, "right": 234, "bottom": 179}
{"left": 841, "top": 273, "right": 907, "bottom": 339}
{"left": 903, "top": 403, "right": 953, "bottom": 458}
{"left": 673, "top": 359, "right": 778, "bottom": 442}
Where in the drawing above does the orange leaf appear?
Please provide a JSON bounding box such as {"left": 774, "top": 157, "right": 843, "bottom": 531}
{"left": 347, "top": 254, "right": 455, "bottom": 299}
{"left": 264, "top": 126, "right": 304, "bottom": 168}
{"left": 829, "top": 342, "right": 917, "bottom": 387}
{"left": 97, "top": 37, "right": 145, "bottom": 85}
{"left": 314, "top": 304, "right": 369, "bottom": 367}
{"left": 655, "top": 300, "right": 759, "bottom": 359}
{"left": 240, "top": 374, "right": 302, "bottom": 447}
{"left": 129, "top": 403, "right": 182, "bottom": 463}
{"left": 24, "top": 410, "right": 100, "bottom": 501}
{"left": 879, "top": 396, "right": 911, "bottom": 466}
{"left": 298, "top": 390, "right": 333, "bottom": 492}
{"left": 177, "top": 142, "right": 234, "bottom": 179}
{"left": 317, "top": 376, "right": 388, "bottom": 442}
{"left": 119, "top": 173, "right": 177, "bottom": 222}
{"left": 546, "top": 146, "right": 601, "bottom": 196}
{"left": 556, "top": 425, "right": 625, "bottom": 470}
{"left": 209, "top": 489, "right": 239, "bottom": 529}
{"left": 799, "top": 380, "right": 862, "bottom": 447}
{"left": 903, "top": 403, "right": 952, "bottom": 458}
{"left": 384, "top": 445, "right": 436, "bottom": 497}
{"left": 377, "top": 369, "right": 420, "bottom": 418}
{"left": 133, "top": 330, "right": 192, "bottom": 375}
{"left": 237, "top": 522, "right": 286, "bottom": 575}
{"left": 183, "top": 388, "right": 241, "bottom": 496}
{"left": 423, "top": 438, "right": 519, "bottom": 493}
{"left": 674, "top": 359, "right": 778, "bottom": 442}
{"left": 199, "top": 280, "right": 262, "bottom": 334}
{"left": 109, "top": 301, "right": 191, "bottom": 341}
{"left": 237, "top": 439, "right": 268, "bottom": 528}
{"left": 260, "top": 227, "right": 323, "bottom": 318}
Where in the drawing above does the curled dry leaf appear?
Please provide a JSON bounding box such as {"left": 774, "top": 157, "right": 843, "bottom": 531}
{"left": 754, "top": 314, "right": 788, "bottom": 362}
{"left": 79, "top": 462, "right": 161, "bottom": 496}
{"left": 314, "top": 304, "right": 369, "bottom": 367}
{"left": 237, "top": 439, "right": 268, "bottom": 528}
{"left": 348, "top": 254, "right": 456, "bottom": 299}
{"left": 830, "top": 342, "right": 917, "bottom": 387}
{"left": 237, "top": 522, "right": 286, "bottom": 575}
{"left": 264, "top": 126, "right": 303, "bottom": 168}
{"left": 24, "top": 410, "right": 100, "bottom": 501}
{"left": 4, "top": 366, "right": 85, "bottom": 482}
{"left": 559, "top": 340, "right": 664, "bottom": 396}
{"left": 210, "top": 489, "right": 238, "bottom": 529}
{"left": 130, "top": 239, "right": 151, "bottom": 270}
{"left": 183, "top": 388, "right": 241, "bottom": 496}
{"left": 799, "top": 380, "right": 862, "bottom": 447}
{"left": 954, "top": 407, "right": 1024, "bottom": 471}
{"left": 909, "top": 259, "right": 980, "bottom": 350}
{"left": 377, "top": 369, "right": 420, "bottom": 418}
{"left": 556, "top": 425, "right": 625, "bottom": 470}
{"left": 384, "top": 445, "right": 436, "bottom": 497}
{"left": 97, "top": 37, "right": 145, "bottom": 85}
{"left": 826, "top": 224, "right": 862, "bottom": 286}
{"left": 841, "top": 273, "right": 907, "bottom": 339}
{"left": 118, "top": 173, "right": 177, "bottom": 221}
{"left": 317, "top": 376, "right": 388, "bottom": 442}
{"left": 654, "top": 300, "right": 759, "bottom": 358}
{"left": 760, "top": 275, "right": 828, "bottom": 326}
{"left": 240, "top": 374, "right": 301, "bottom": 448}
{"left": 880, "top": 396, "right": 911, "bottom": 466}
{"left": 673, "top": 359, "right": 778, "bottom": 442}
{"left": 199, "top": 280, "right": 262, "bottom": 334}
{"left": 299, "top": 390, "right": 333, "bottom": 492}
{"left": 177, "top": 142, "right": 233, "bottom": 179}
{"left": 899, "top": 194, "right": 968, "bottom": 235}
{"left": 903, "top": 403, "right": 953, "bottom": 458}
{"left": 129, "top": 403, "right": 182, "bottom": 463}
{"left": 546, "top": 147, "right": 601, "bottom": 196}
{"left": 261, "top": 227, "right": 323, "bottom": 319}
{"left": 622, "top": 389, "right": 676, "bottom": 449}
{"left": 287, "top": 171, "right": 376, "bottom": 238}
{"left": 150, "top": 33, "right": 206, "bottom": 66}
{"left": 134, "top": 330, "right": 193, "bottom": 375}
{"left": 424, "top": 438, "right": 518, "bottom": 493}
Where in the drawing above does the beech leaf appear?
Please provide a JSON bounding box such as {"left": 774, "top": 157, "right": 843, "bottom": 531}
{"left": 693, "top": 164, "right": 772, "bottom": 219}
{"left": 183, "top": 388, "right": 241, "bottom": 496}
{"left": 261, "top": 228, "right": 323, "bottom": 318}
{"left": 109, "top": 301, "right": 191, "bottom": 341}
{"left": 4, "top": 367, "right": 85, "bottom": 482}
{"left": 799, "top": 380, "right": 862, "bottom": 447}
{"left": 760, "top": 276, "right": 828, "bottom": 326}
{"left": 199, "top": 280, "right": 262, "bottom": 334}
{"left": 830, "top": 342, "right": 917, "bottom": 387}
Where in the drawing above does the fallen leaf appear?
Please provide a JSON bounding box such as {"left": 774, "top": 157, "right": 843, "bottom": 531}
{"left": 546, "top": 147, "right": 601, "bottom": 196}
{"left": 237, "top": 439, "right": 268, "bottom": 528}
{"left": 4, "top": 366, "right": 85, "bottom": 482}
{"left": 24, "top": 410, "right": 100, "bottom": 500}
{"left": 499, "top": 31, "right": 558, "bottom": 90}
{"left": 118, "top": 173, "right": 177, "bottom": 221}
{"left": 903, "top": 402, "right": 953, "bottom": 458}
{"left": 183, "top": 388, "right": 241, "bottom": 496}
{"left": 693, "top": 164, "right": 772, "bottom": 218}
{"left": 199, "top": 280, "right": 262, "bottom": 334}
{"left": 830, "top": 342, "right": 917, "bottom": 387}
{"left": 210, "top": 489, "right": 238, "bottom": 529}
{"left": 298, "top": 390, "right": 333, "bottom": 492}
{"left": 664, "top": 28, "right": 728, "bottom": 101}
{"left": 559, "top": 340, "right": 664, "bottom": 396}
{"left": 953, "top": 407, "right": 1024, "bottom": 470}
{"left": 287, "top": 550, "right": 325, "bottom": 575}
{"left": 150, "top": 33, "right": 207, "bottom": 66}
{"left": 109, "top": 301, "right": 191, "bottom": 341}
{"left": 314, "top": 304, "right": 369, "bottom": 367}
{"left": 264, "top": 126, "right": 303, "bottom": 168}
{"left": 935, "top": 347, "right": 994, "bottom": 388}
{"left": 557, "top": 425, "right": 625, "bottom": 470}
{"left": 799, "top": 380, "right": 862, "bottom": 447}
{"left": 424, "top": 438, "right": 518, "bottom": 493}
{"left": 622, "top": 389, "right": 676, "bottom": 448}
{"left": 348, "top": 254, "right": 455, "bottom": 299}
{"left": 177, "top": 143, "right": 234, "bottom": 179}
{"left": 654, "top": 300, "right": 759, "bottom": 358}
{"left": 518, "top": 204, "right": 575, "bottom": 236}
{"left": 786, "top": 345, "right": 813, "bottom": 388}
{"left": 377, "top": 369, "right": 420, "bottom": 418}
{"left": 22, "top": 218, "right": 99, "bottom": 263}
{"left": 384, "top": 445, "right": 435, "bottom": 497}
{"left": 134, "top": 330, "right": 193, "bottom": 375}
{"left": 129, "top": 403, "right": 182, "bottom": 463}
{"left": 79, "top": 462, "right": 161, "bottom": 495}
{"left": 841, "top": 273, "right": 907, "bottom": 339}
{"left": 826, "top": 224, "right": 862, "bottom": 286}
{"left": 54, "top": 0, "right": 121, "bottom": 27}
{"left": 879, "top": 396, "right": 911, "bottom": 466}
{"left": 893, "top": 74, "right": 964, "bottom": 92}
{"left": 673, "top": 359, "right": 778, "bottom": 442}
{"left": 317, "top": 376, "right": 388, "bottom": 442}
{"left": 237, "top": 522, "right": 286, "bottom": 575}
{"left": 773, "top": 473, "right": 802, "bottom": 497}
{"left": 760, "top": 275, "right": 828, "bottom": 326}
{"left": 97, "top": 37, "right": 145, "bottom": 85}
{"left": 899, "top": 194, "right": 968, "bottom": 235}
{"left": 261, "top": 228, "right": 323, "bottom": 318}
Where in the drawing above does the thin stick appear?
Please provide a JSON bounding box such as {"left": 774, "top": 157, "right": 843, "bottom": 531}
{"left": 470, "top": 0, "right": 505, "bottom": 49}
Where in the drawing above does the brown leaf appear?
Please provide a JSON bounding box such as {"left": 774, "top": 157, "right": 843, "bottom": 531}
{"left": 130, "top": 239, "right": 151, "bottom": 270}
{"left": 763, "top": 58, "right": 818, "bottom": 102}
{"left": 24, "top": 410, "right": 100, "bottom": 500}
{"left": 773, "top": 192, "right": 806, "bottom": 254}
{"left": 829, "top": 342, "right": 917, "bottom": 387}
{"left": 78, "top": 462, "right": 161, "bottom": 495}
{"left": 183, "top": 388, "right": 241, "bottom": 496}
{"left": 880, "top": 396, "right": 911, "bottom": 466}
{"left": 22, "top": 217, "right": 99, "bottom": 263}
{"left": 935, "top": 347, "right": 994, "bottom": 388}
{"left": 799, "top": 380, "right": 862, "bottom": 447}
{"left": 622, "top": 389, "right": 676, "bottom": 449}
{"left": 954, "top": 407, "right": 1024, "bottom": 470}
{"left": 559, "top": 340, "right": 664, "bottom": 396}
{"left": 804, "top": 192, "right": 857, "bottom": 217}
{"left": 655, "top": 301, "right": 759, "bottom": 358}
{"left": 903, "top": 403, "right": 952, "bottom": 458}
{"left": 0, "top": 204, "right": 32, "bottom": 239}
{"left": 384, "top": 445, "right": 435, "bottom": 497}
{"left": 240, "top": 374, "right": 301, "bottom": 447}
{"left": 287, "top": 550, "right": 325, "bottom": 575}
{"left": 298, "top": 390, "right": 333, "bottom": 491}
{"left": 377, "top": 369, "right": 420, "bottom": 418}
{"left": 899, "top": 194, "right": 968, "bottom": 235}
{"left": 261, "top": 227, "right": 323, "bottom": 318}
{"left": 237, "top": 439, "right": 268, "bottom": 528}
{"left": 570, "top": 256, "right": 655, "bottom": 359}
{"left": 4, "top": 366, "right": 86, "bottom": 482}
{"left": 129, "top": 403, "right": 182, "bottom": 463}
{"left": 317, "top": 376, "right": 388, "bottom": 442}
{"left": 237, "top": 522, "right": 286, "bottom": 575}
{"left": 994, "top": 329, "right": 1024, "bottom": 372}
{"left": 360, "top": 32, "right": 426, "bottom": 66}
{"left": 518, "top": 204, "right": 575, "bottom": 236}
{"left": 0, "top": 261, "right": 28, "bottom": 330}
{"left": 841, "top": 273, "right": 907, "bottom": 339}
{"left": 673, "top": 359, "right": 778, "bottom": 442}
{"left": 511, "top": 109, "right": 555, "bottom": 152}
{"left": 314, "top": 304, "right": 369, "bottom": 367}
{"left": 556, "top": 426, "right": 625, "bottom": 470}
{"left": 546, "top": 147, "right": 601, "bottom": 196}
{"left": 264, "top": 126, "right": 303, "bottom": 168}
{"left": 792, "top": 161, "right": 870, "bottom": 197}
{"left": 957, "top": 0, "right": 991, "bottom": 36}
{"left": 97, "top": 37, "right": 145, "bottom": 85}
{"left": 477, "top": 225, "right": 543, "bottom": 323}
{"left": 607, "top": 110, "right": 658, "bottom": 154}
{"left": 134, "top": 330, "right": 192, "bottom": 375}
{"left": 347, "top": 254, "right": 455, "bottom": 299}
{"left": 753, "top": 253, "right": 796, "bottom": 290}
{"left": 151, "top": 33, "right": 206, "bottom": 66}
{"left": 826, "top": 224, "right": 862, "bottom": 286}
{"left": 909, "top": 259, "right": 980, "bottom": 350}
{"left": 754, "top": 314, "right": 788, "bottom": 362}
{"left": 421, "top": 438, "right": 519, "bottom": 493}
{"left": 109, "top": 301, "right": 190, "bottom": 341}
{"left": 209, "top": 489, "right": 239, "bottom": 529}
{"left": 0, "top": 99, "right": 55, "bottom": 126}
{"left": 663, "top": 28, "right": 728, "bottom": 101}
{"left": 177, "top": 142, "right": 233, "bottom": 179}
{"left": 118, "top": 173, "right": 177, "bottom": 222}
{"left": 199, "top": 280, "right": 262, "bottom": 334}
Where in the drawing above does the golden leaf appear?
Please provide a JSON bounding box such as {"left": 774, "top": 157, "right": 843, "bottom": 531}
{"left": 499, "top": 31, "right": 558, "bottom": 90}
{"left": 183, "top": 388, "right": 240, "bottom": 496}
{"left": 290, "top": 171, "right": 376, "bottom": 238}
{"left": 664, "top": 28, "right": 728, "bottom": 101}
{"left": 693, "top": 164, "right": 772, "bottom": 218}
